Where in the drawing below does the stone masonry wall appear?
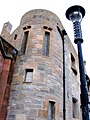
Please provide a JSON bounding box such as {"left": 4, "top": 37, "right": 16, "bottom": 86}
{"left": 6, "top": 9, "right": 80, "bottom": 120}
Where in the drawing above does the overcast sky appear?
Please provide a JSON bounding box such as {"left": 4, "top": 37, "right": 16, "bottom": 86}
{"left": 0, "top": 0, "right": 90, "bottom": 76}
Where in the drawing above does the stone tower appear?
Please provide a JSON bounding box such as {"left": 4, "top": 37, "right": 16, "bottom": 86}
{"left": 0, "top": 9, "right": 81, "bottom": 120}
{"left": 1, "top": 22, "right": 12, "bottom": 40}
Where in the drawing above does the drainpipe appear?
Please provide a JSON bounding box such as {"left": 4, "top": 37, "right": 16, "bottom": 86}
{"left": 57, "top": 26, "right": 67, "bottom": 120}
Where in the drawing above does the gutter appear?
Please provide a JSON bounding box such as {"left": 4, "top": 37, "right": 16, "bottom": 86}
{"left": 57, "top": 26, "right": 67, "bottom": 120}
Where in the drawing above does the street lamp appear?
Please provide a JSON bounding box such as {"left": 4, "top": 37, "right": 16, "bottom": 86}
{"left": 66, "top": 5, "right": 89, "bottom": 120}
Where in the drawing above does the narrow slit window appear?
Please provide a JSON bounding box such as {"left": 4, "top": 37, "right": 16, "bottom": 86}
{"left": 24, "top": 69, "right": 33, "bottom": 82}
{"left": 21, "top": 31, "right": 29, "bottom": 54}
{"left": 48, "top": 101, "right": 55, "bottom": 120}
{"left": 14, "top": 34, "right": 17, "bottom": 40}
{"left": 72, "top": 98, "right": 78, "bottom": 118}
{"left": 71, "top": 53, "right": 77, "bottom": 75}
{"left": 43, "top": 31, "right": 50, "bottom": 56}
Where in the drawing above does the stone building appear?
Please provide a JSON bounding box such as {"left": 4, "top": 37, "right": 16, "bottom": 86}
{"left": 0, "top": 9, "right": 89, "bottom": 120}
{"left": 0, "top": 36, "right": 17, "bottom": 120}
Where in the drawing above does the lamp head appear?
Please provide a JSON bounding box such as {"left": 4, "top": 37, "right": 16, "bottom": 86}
{"left": 66, "top": 5, "right": 85, "bottom": 22}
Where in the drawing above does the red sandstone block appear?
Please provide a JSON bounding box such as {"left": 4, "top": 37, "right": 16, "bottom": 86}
{"left": 1, "top": 71, "right": 9, "bottom": 78}
{"left": 43, "top": 101, "right": 48, "bottom": 109}
{"left": 38, "top": 109, "right": 48, "bottom": 118}
{"left": 3, "top": 65, "right": 10, "bottom": 71}
{"left": 3, "top": 59, "right": 11, "bottom": 70}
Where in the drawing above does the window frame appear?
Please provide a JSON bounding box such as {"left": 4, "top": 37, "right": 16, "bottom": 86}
{"left": 21, "top": 31, "right": 29, "bottom": 54}
{"left": 43, "top": 31, "right": 50, "bottom": 56}
{"left": 24, "top": 69, "right": 33, "bottom": 83}
{"left": 48, "top": 101, "right": 55, "bottom": 120}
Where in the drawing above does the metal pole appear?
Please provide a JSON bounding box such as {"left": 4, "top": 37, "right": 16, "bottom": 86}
{"left": 57, "top": 26, "right": 67, "bottom": 120}
{"left": 66, "top": 5, "right": 89, "bottom": 120}
{"left": 77, "top": 41, "right": 89, "bottom": 119}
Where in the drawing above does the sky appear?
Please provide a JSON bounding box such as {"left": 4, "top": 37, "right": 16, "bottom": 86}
{"left": 0, "top": 0, "right": 90, "bottom": 76}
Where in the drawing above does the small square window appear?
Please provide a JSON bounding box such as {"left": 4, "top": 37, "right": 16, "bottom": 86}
{"left": 24, "top": 69, "right": 33, "bottom": 82}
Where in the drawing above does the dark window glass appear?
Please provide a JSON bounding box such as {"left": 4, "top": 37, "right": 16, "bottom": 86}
{"left": 24, "top": 69, "right": 33, "bottom": 82}
{"left": 43, "top": 31, "right": 50, "bottom": 55}
{"left": 48, "top": 101, "right": 55, "bottom": 120}
{"left": 14, "top": 34, "right": 17, "bottom": 40}
{"left": 21, "top": 31, "right": 29, "bottom": 54}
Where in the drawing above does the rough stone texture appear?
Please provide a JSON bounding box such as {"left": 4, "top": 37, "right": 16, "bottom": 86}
{"left": 0, "top": 52, "right": 4, "bottom": 80}
{"left": 3, "top": 9, "right": 81, "bottom": 120}
{"left": 0, "top": 59, "right": 12, "bottom": 120}
{"left": 1, "top": 22, "right": 12, "bottom": 40}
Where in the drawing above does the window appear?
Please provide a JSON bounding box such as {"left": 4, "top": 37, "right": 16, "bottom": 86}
{"left": 86, "top": 74, "right": 90, "bottom": 91}
{"left": 21, "top": 31, "right": 29, "bottom": 54}
{"left": 71, "top": 53, "right": 77, "bottom": 75}
{"left": 24, "top": 69, "right": 33, "bottom": 82}
{"left": 88, "top": 103, "right": 90, "bottom": 119}
{"left": 23, "top": 27, "right": 27, "bottom": 30}
{"left": 48, "top": 101, "right": 55, "bottom": 120}
{"left": 72, "top": 98, "right": 78, "bottom": 118}
{"left": 43, "top": 31, "right": 50, "bottom": 56}
{"left": 14, "top": 34, "right": 17, "bottom": 40}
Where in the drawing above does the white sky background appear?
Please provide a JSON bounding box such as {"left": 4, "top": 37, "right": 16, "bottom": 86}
{"left": 0, "top": 0, "right": 90, "bottom": 76}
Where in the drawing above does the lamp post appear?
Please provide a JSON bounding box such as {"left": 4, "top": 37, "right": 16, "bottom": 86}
{"left": 66, "top": 5, "right": 89, "bottom": 120}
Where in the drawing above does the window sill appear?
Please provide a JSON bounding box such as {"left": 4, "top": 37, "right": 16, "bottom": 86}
{"left": 23, "top": 81, "right": 32, "bottom": 83}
